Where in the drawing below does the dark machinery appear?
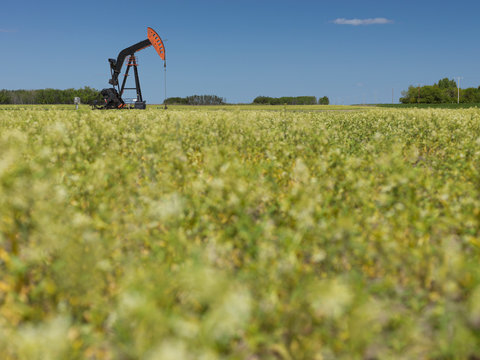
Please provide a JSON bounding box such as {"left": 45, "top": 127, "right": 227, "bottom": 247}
{"left": 94, "top": 27, "right": 166, "bottom": 109}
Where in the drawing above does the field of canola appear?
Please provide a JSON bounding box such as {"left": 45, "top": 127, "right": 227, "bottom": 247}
{"left": 0, "top": 106, "right": 480, "bottom": 359}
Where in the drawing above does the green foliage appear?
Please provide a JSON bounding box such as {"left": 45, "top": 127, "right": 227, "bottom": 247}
{"left": 165, "top": 95, "right": 225, "bottom": 105}
{"left": 399, "top": 78, "right": 480, "bottom": 104}
{"left": 377, "top": 103, "right": 480, "bottom": 109}
{"left": 318, "top": 96, "right": 330, "bottom": 105}
{"left": 1, "top": 107, "right": 480, "bottom": 359}
{"left": 253, "top": 96, "right": 317, "bottom": 105}
{"left": 437, "top": 77, "right": 457, "bottom": 89}
{"left": 462, "top": 88, "right": 480, "bottom": 103}
{"left": 164, "top": 96, "right": 189, "bottom": 105}
{"left": 400, "top": 85, "right": 448, "bottom": 104}
{"left": 0, "top": 90, "right": 12, "bottom": 104}
{"left": 0, "top": 87, "right": 102, "bottom": 105}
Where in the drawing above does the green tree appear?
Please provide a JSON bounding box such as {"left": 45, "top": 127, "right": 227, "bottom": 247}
{"left": 164, "top": 97, "right": 188, "bottom": 105}
{"left": 253, "top": 96, "right": 273, "bottom": 104}
{"left": 399, "top": 86, "right": 418, "bottom": 104}
{"left": 0, "top": 90, "right": 11, "bottom": 104}
{"left": 419, "top": 86, "right": 446, "bottom": 103}
{"left": 318, "top": 96, "right": 329, "bottom": 105}
{"left": 437, "top": 78, "right": 457, "bottom": 89}
{"left": 185, "top": 95, "right": 225, "bottom": 105}
{"left": 400, "top": 80, "right": 464, "bottom": 104}
{"left": 253, "top": 96, "right": 317, "bottom": 105}
{"left": 460, "top": 88, "right": 480, "bottom": 103}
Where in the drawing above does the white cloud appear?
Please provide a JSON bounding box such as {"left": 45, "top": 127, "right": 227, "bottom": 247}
{"left": 333, "top": 18, "right": 393, "bottom": 26}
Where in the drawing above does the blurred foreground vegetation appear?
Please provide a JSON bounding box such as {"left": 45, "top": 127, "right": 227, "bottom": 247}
{"left": 0, "top": 107, "right": 480, "bottom": 359}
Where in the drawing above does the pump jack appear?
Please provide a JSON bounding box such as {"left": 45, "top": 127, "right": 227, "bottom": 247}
{"left": 94, "top": 27, "right": 166, "bottom": 109}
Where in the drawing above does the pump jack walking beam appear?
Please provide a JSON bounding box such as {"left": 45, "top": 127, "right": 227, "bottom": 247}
{"left": 108, "top": 39, "right": 151, "bottom": 87}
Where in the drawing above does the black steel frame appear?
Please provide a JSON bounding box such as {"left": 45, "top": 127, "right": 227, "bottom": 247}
{"left": 119, "top": 56, "right": 144, "bottom": 104}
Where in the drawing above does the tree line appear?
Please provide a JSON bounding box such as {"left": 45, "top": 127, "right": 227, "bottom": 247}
{"left": 400, "top": 78, "right": 480, "bottom": 104}
{"left": 164, "top": 95, "right": 226, "bottom": 105}
{"left": 1, "top": 88, "right": 334, "bottom": 106}
{"left": 253, "top": 96, "right": 329, "bottom": 105}
{"left": 0, "top": 87, "right": 103, "bottom": 105}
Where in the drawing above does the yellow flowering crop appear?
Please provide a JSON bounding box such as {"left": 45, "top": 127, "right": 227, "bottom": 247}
{"left": 0, "top": 106, "right": 479, "bottom": 359}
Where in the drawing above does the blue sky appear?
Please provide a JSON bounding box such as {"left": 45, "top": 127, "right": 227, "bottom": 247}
{"left": 1, "top": 0, "right": 480, "bottom": 104}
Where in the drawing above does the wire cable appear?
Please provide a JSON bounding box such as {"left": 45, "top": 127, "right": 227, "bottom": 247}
{"left": 164, "top": 61, "right": 167, "bottom": 109}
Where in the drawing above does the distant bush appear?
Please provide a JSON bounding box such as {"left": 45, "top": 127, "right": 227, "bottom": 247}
{"left": 164, "top": 97, "right": 188, "bottom": 105}
{"left": 318, "top": 96, "right": 330, "bottom": 105}
{"left": 253, "top": 96, "right": 317, "bottom": 105}
{"left": 165, "top": 95, "right": 226, "bottom": 105}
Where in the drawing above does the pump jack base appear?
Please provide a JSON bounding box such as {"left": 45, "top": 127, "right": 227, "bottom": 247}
{"left": 92, "top": 102, "right": 147, "bottom": 110}
{"left": 134, "top": 101, "right": 146, "bottom": 109}
{"left": 91, "top": 88, "right": 147, "bottom": 110}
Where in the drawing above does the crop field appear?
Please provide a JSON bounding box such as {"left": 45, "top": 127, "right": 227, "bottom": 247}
{"left": 1, "top": 106, "right": 480, "bottom": 359}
